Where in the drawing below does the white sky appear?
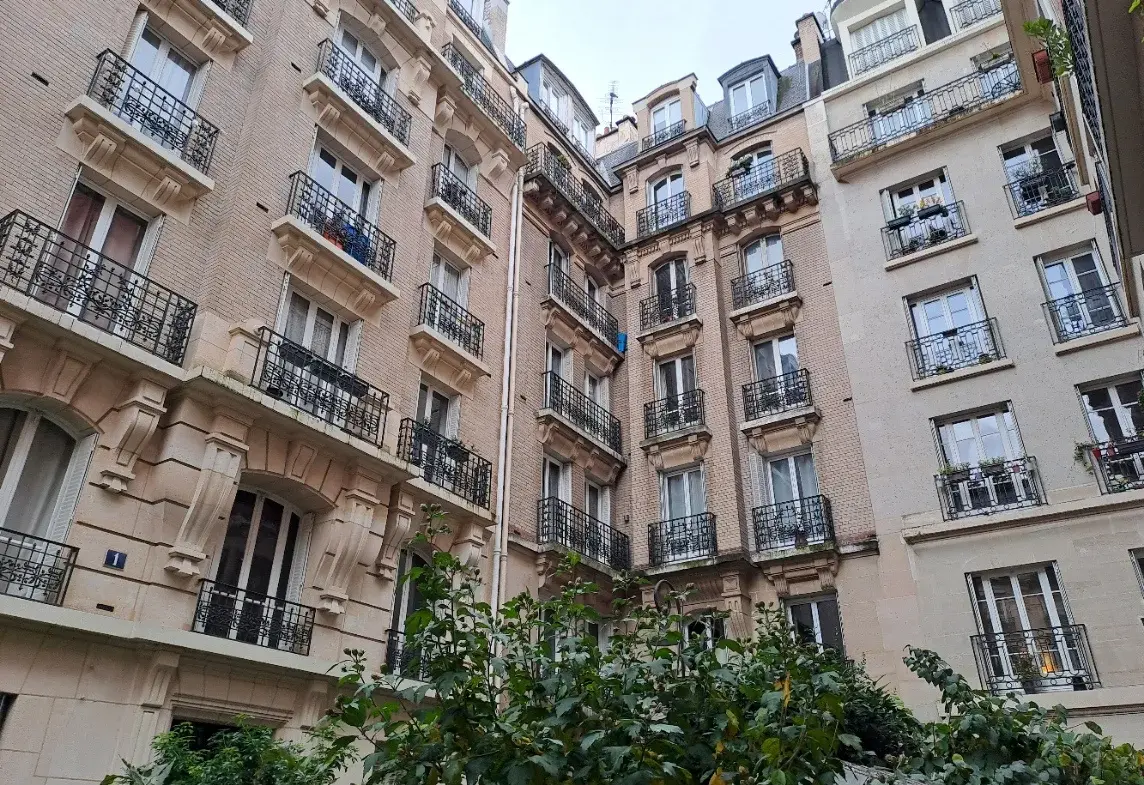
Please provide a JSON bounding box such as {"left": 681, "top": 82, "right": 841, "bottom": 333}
{"left": 505, "top": 0, "right": 827, "bottom": 126}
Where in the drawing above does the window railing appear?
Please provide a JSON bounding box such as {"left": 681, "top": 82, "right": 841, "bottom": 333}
{"left": 0, "top": 527, "right": 77, "bottom": 606}
{"left": 644, "top": 388, "right": 705, "bottom": 439}
{"left": 935, "top": 456, "right": 1045, "bottom": 520}
{"left": 397, "top": 418, "right": 492, "bottom": 508}
{"left": 907, "top": 317, "right": 1003, "bottom": 380}
{"left": 753, "top": 495, "right": 834, "bottom": 552}
{"left": 743, "top": 369, "right": 812, "bottom": 421}
{"left": 316, "top": 39, "right": 412, "bottom": 146}
{"left": 713, "top": 149, "right": 811, "bottom": 211}
{"left": 286, "top": 171, "right": 396, "bottom": 280}
{"left": 385, "top": 628, "right": 433, "bottom": 680}
{"left": 251, "top": 327, "right": 389, "bottom": 444}
{"left": 1003, "top": 165, "right": 1080, "bottom": 218}
{"left": 730, "top": 260, "right": 795, "bottom": 311}
{"left": 828, "top": 62, "right": 1022, "bottom": 163}
{"left": 430, "top": 163, "right": 492, "bottom": 238}
{"left": 882, "top": 201, "right": 970, "bottom": 259}
{"left": 641, "top": 119, "right": 686, "bottom": 151}
{"left": 1063, "top": 0, "right": 1101, "bottom": 147}
{"left": 636, "top": 192, "right": 691, "bottom": 237}
{"left": 214, "top": 0, "right": 254, "bottom": 26}
{"left": 728, "top": 101, "right": 774, "bottom": 133}
{"left": 448, "top": 0, "right": 483, "bottom": 37}
{"left": 639, "top": 283, "right": 697, "bottom": 331}
{"left": 949, "top": 0, "right": 1002, "bottom": 30}
{"left": 440, "top": 44, "right": 526, "bottom": 149}
{"left": 971, "top": 624, "right": 1098, "bottom": 694}
{"left": 542, "top": 371, "right": 622, "bottom": 452}
{"left": 1044, "top": 284, "right": 1127, "bottom": 343}
{"left": 0, "top": 210, "right": 197, "bottom": 365}
{"left": 537, "top": 497, "right": 631, "bottom": 571}
{"left": 1092, "top": 436, "right": 1144, "bottom": 494}
{"left": 526, "top": 145, "right": 625, "bottom": 247}
{"left": 648, "top": 512, "right": 716, "bottom": 566}
{"left": 417, "top": 282, "right": 485, "bottom": 358}
{"left": 535, "top": 101, "right": 597, "bottom": 167}
{"left": 848, "top": 26, "right": 920, "bottom": 76}
{"left": 88, "top": 50, "right": 219, "bottom": 173}
{"left": 192, "top": 579, "right": 315, "bottom": 655}
{"left": 386, "top": 0, "right": 419, "bottom": 25}
{"left": 546, "top": 264, "right": 620, "bottom": 349}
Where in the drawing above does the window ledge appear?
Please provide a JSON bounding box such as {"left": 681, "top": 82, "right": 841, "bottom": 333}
{"left": 884, "top": 233, "right": 978, "bottom": 271}
{"left": 1053, "top": 320, "right": 1140, "bottom": 355}
{"left": 1013, "top": 196, "right": 1087, "bottom": 229}
{"left": 909, "top": 357, "right": 1014, "bottom": 391}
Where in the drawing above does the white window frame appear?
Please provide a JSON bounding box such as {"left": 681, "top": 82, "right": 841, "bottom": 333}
{"left": 309, "top": 144, "right": 376, "bottom": 218}
{"left": 276, "top": 286, "right": 360, "bottom": 372}
{"left": 650, "top": 98, "right": 682, "bottom": 132}
{"left": 60, "top": 180, "right": 160, "bottom": 275}
{"left": 443, "top": 144, "right": 477, "bottom": 189}
{"left": 786, "top": 595, "right": 843, "bottom": 651}
{"left": 548, "top": 241, "right": 570, "bottom": 274}
{"left": 907, "top": 283, "right": 985, "bottom": 339}
{"left": 335, "top": 22, "right": 386, "bottom": 85}
{"left": 1080, "top": 378, "right": 1144, "bottom": 443}
{"left": 648, "top": 172, "right": 684, "bottom": 206}
{"left": 128, "top": 22, "right": 206, "bottom": 108}
{"left": 729, "top": 74, "right": 768, "bottom": 116}
{"left": 431, "top": 253, "right": 469, "bottom": 308}
{"left": 542, "top": 456, "right": 571, "bottom": 503}
{"left": 417, "top": 379, "right": 457, "bottom": 437}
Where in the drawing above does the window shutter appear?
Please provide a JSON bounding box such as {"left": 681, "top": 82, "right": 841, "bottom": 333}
{"left": 747, "top": 450, "right": 765, "bottom": 522}
{"left": 445, "top": 396, "right": 461, "bottom": 439}
{"left": 457, "top": 267, "right": 471, "bottom": 309}
{"left": 287, "top": 516, "right": 314, "bottom": 603}
{"left": 560, "top": 462, "right": 572, "bottom": 503}
{"left": 47, "top": 433, "right": 97, "bottom": 543}
{"left": 124, "top": 11, "right": 149, "bottom": 58}
{"left": 601, "top": 485, "right": 612, "bottom": 525}
{"left": 186, "top": 60, "right": 211, "bottom": 111}
{"left": 343, "top": 321, "right": 363, "bottom": 373}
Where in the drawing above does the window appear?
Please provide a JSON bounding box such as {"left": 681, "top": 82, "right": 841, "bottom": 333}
{"left": 61, "top": 183, "right": 150, "bottom": 271}
{"left": 453, "top": 0, "right": 483, "bottom": 22}
{"left": 738, "top": 235, "right": 786, "bottom": 300}
{"left": 131, "top": 27, "right": 198, "bottom": 105}
{"left": 1039, "top": 244, "right": 1120, "bottom": 339}
{"left": 337, "top": 26, "right": 385, "bottom": 84}
{"left": 542, "top": 607, "right": 601, "bottom": 660}
{"left": 546, "top": 342, "right": 567, "bottom": 378}
{"left": 649, "top": 257, "right": 690, "bottom": 323}
{"left": 393, "top": 548, "right": 429, "bottom": 634}
{"left": 763, "top": 452, "right": 822, "bottom": 544}
{"left": 655, "top": 354, "right": 700, "bottom": 429}
{"left": 540, "top": 79, "right": 569, "bottom": 126}
{"left": 582, "top": 180, "right": 602, "bottom": 204}
{"left": 652, "top": 257, "right": 687, "bottom": 296}
{"left": 572, "top": 116, "right": 595, "bottom": 156}
{"left": 542, "top": 457, "right": 570, "bottom": 502}
{"left": 548, "top": 241, "right": 569, "bottom": 274}
{"left": 935, "top": 405, "right": 1040, "bottom": 516}
{"left": 443, "top": 144, "right": 476, "bottom": 189}
{"left": 787, "top": 596, "right": 842, "bottom": 651}
{"left": 1080, "top": 378, "right": 1143, "bottom": 442}
{"left": 584, "top": 372, "right": 607, "bottom": 409}
{"left": 585, "top": 275, "right": 600, "bottom": 305}
{"left": 753, "top": 335, "right": 798, "bottom": 382}
{"left": 0, "top": 408, "right": 84, "bottom": 543}
{"left": 417, "top": 380, "right": 456, "bottom": 436}
{"left": 281, "top": 290, "right": 354, "bottom": 370}
{"left": 660, "top": 467, "right": 705, "bottom": 522}
{"left": 585, "top": 481, "right": 609, "bottom": 523}
{"left": 310, "top": 146, "right": 373, "bottom": 216}
{"left": 907, "top": 282, "right": 996, "bottom": 375}
{"left": 431, "top": 253, "right": 467, "bottom": 306}
{"left": 685, "top": 614, "right": 725, "bottom": 650}
{"left": 937, "top": 407, "right": 1024, "bottom": 467}
{"left": 729, "top": 74, "right": 769, "bottom": 116}
{"left": 908, "top": 283, "right": 983, "bottom": 338}
{"left": 651, "top": 98, "right": 682, "bottom": 133}
{"left": 866, "top": 84, "right": 932, "bottom": 144}
{"left": 728, "top": 145, "right": 776, "bottom": 199}
{"left": 171, "top": 719, "right": 236, "bottom": 752}
{"left": 649, "top": 172, "right": 684, "bottom": 207}
{"left": 885, "top": 172, "right": 954, "bottom": 219}
{"left": 656, "top": 354, "right": 696, "bottom": 401}
{"left": 1002, "top": 134, "right": 1063, "bottom": 181}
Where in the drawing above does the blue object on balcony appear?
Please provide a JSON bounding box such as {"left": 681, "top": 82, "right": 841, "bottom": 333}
{"left": 616, "top": 332, "right": 627, "bottom": 353}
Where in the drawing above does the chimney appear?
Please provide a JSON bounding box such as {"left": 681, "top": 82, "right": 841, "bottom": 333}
{"left": 595, "top": 116, "right": 637, "bottom": 157}
{"left": 792, "top": 34, "right": 804, "bottom": 62}
{"left": 795, "top": 13, "right": 823, "bottom": 64}
{"left": 486, "top": 0, "right": 508, "bottom": 55}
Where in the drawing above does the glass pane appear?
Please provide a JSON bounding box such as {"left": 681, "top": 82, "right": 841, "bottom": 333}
{"left": 217, "top": 490, "right": 256, "bottom": 587}
{"left": 817, "top": 599, "right": 843, "bottom": 650}
{"left": 654, "top": 263, "right": 673, "bottom": 294}
{"left": 274, "top": 513, "right": 301, "bottom": 599}
{"left": 312, "top": 149, "right": 338, "bottom": 193}
{"left": 1070, "top": 253, "right": 1103, "bottom": 291}
{"left": 1043, "top": 262, "right": 1074, "bottom": 300}
{"left": 659, "top": 361, "right": 679, "bottom": 399}
{"left": 687, "top": 470, "right": 704, "bottom": 515}
{"left": 754, "top": 341, "right": 775, "bottom": 380}
{"left": 586, "top": 485, "right": 600, "bottom": 518}
{"left": 922, "top": 300, "right": 948, "bottom": 334}
{"left": 4, "top": 417, "right": 74, "bottom": 536}
{"left": 951, "top": 420, "right": 978, "bottom": 464}
{"left": 311, "top": 309, "right": 334, "bottom": 356}
{"left": 666, "top": 474, "right": 686, "bottom": 518}
{"left": 730, "top": 84, "right": 747, "bottom": 115}
{"left": 131, "top": 29, "right": 162, "bottom": 76}
{"left": 945, "top": 293, "right": 972, "bottom": 328}
{"left": 1017, "top": 572, "right": 1052, "bottom": 628}
{"left": 285, "top": 292, "right": 309, "bottom": 344}
{"left": 777, "top": 336, "right": 799, "bottom": 376}
{"left": 428, "top": 392, "right": 448, "bottom": 433}
{"left": 1116, "top": 382, "right": 1144, "bottom": 434}
{"left": 977, "top": 415, "right": 1005, "bottom": 459}
{"left": 793, "top": 454, "right": 819, "bottom": 498}
{"left": 990, "top": 576, "right": 1023, "bottom": 633}
{"left": 769, "top": 459, "right": 794, "bottom": 503}
{"left": 61, "top": 185, "right": 105, "bottom": 247}
{"left": 158, "top": 48, "right": 195, "bottom": 103}
{"left": 0, "top": 409, "right": 22, "bottom": 489}
{"left": 789, "top": 602, "right": 816, "bottom": 645}
{"left": 99, "top": 208, "right": 147, "bottom": 268}
{"left": 743, "top": 241, "right": 764, "bottom": 274}
{"left": 681, "top": 356, "right": 697, "bottom": 391}
{"left": 1082, "top": 388, "right": 1121, "bottom": 441}
{"left": 246, "top": 498, "right": 285, "bottom": 596}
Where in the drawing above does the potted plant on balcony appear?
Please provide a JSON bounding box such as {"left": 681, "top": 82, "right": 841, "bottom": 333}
{"left": 927, "top": 226, "right": 950, "bottom": 244}
{"left": 727, "top": 157, "right": 752, "bottom": 179}
{"left": 933, "top": 363, "right": 953, "bottom": 375}
{"left": 939, "top": 462, "right": 971, "bottom": 484}
{"left": 886, "top": 204, "right": 915, "bottom": 230}
{"left": 978, "top": 456, "right": 1009, "bottom": 477}
{"left": 916, "top": 197, "right": 948, "bottom": 220}
{"left": 977, "top": 351, "right": 995, "bottom": 364}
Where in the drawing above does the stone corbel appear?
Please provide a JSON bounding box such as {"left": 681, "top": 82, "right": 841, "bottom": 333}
{"left": 145, "top": 172, "right": 183, "bottom": 210}
{"left": 450, "top": 519, "right": 487, "bottom": 570}
{"left": 128, "top": 651, "right": 180, "bottom": 764}
{"left": 310, "top": 0, "right": 330, "bottom": 16}
{"left": 692, "top": 229, "right": 709, "bottom": 264}
{"left": 166, "top": 410, "right": 251, "bottom": 577}
{"left": 720, "top": 573, "right": 751, "bottom": 639}
{"left": 376, "top": 488, "right": 416, "bottom": 582}
{"left": 0, "top": 312, "right": 23, "bottom": 363}
{"left": 414, "top": 10, "right": 435, "bottom": 40}
{"left": 434, "top": 93, "right": 457, "bottom": 130}
{"left": 84, "top": 129, "right": 123, "bottom": 170}
{"left": 366, "top": 11, "right": 388, "bottom": 38}
{"left": 625, "top": 171, "right": 637, "bottom": 194}
{"left": 96, "top": 378, "right": 169, "bottom": 493}
{"left": 223, "top": 319, "right": 264, "bottom": 383}
{"left": 41, "top": 347, "right": 95, "bottom": 405}
{"left": 198, "top": 24, "right": 228, "bottom": 58}
{"left": 404, "top": 55, "right": 432, "bottom": 107}
{"left": 686, "top": 140, "right": 699, "bottom": 167}
{"left": 299, "top": 680, "right": 330, "bottom": 730}
{"left": 314, "top": 485, "right": 380, "bottom": 614}
{"left": 486, "top": 148, "right": 510, "bottom": 180}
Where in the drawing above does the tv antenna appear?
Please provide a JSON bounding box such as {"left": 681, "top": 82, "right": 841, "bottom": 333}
{"left": 600, "top": 81, "right": 621, "bottom": 127}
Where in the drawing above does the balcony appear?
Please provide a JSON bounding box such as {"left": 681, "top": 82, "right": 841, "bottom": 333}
{"left": 0, "top": 527, "right": 77, "bottom": 606}
{"left": 448, "top": 0, "right": 483, "bottom": 37}
{"left": 907, "top": 317, "right": 1004, "bottom": 381}
{"left": 1044, "top": 285, "right": 1128, "bottom": 344}
{"left": 537, "top": 372, "right": 625, "bottom": 483}
{"left": 882, "top": 201, "right": 970, "bottom": 260}
{"left": 971, "top": 624, "right": 1098, "bottom": 694}
{"left": 1091, "top": 436, "right": 1144, "bottom": 494}
{"left": 535, "top": 101, "right": 598, "bottom": 166}
{"left": 269, "top": 172, "right": 399, "bottom": 325}
{"left": 192, "top": 579, "right": 316, "bottom": 655}
{"left": 729, "top": 260, "right": 800, "bottom": 341}
{"left": 303, "top": 40, "right": 415, "bottom": 175}
{"left": 743, "top": 369, "right": 813, "bottom": 421}
{"left": 753, "top": 495, "right": 834, "bottom": 553}
{"left": 935, "top": 456, "right": 1045, "bottom": 520}
{"left": 524, "top": 145, "right": 625, "bottom": 254}
{"left": 1004, "top": 165, "right": 1081, "bottom": 218}
{"left": 409, "top": 282, "right": 490, "bottom": 394}
{"left": 440, "top": 43, "right": 526, "bottom": 152}
{"left": 828, "top": 62, "right": 1022, "bottom": 167}
{"left": 397, "top": 418, "right": 492, "bottom": 508}
{"left": 140, "top": 0, "right": 253, "bottom": 67}
{"left": 250, "top": 327, "right": 389, "bottom": 444}
{"left": 385, "top": 628, "right": 432, "bottom": 680}
{"left": 542, "top": 264, "right": 623, "bottom": 372}
{"left": 636, "top": 192, "right": 692, "bottom": 238}
{"left": 425, "top": 163, "right": 495, "bottom": 264}
{"left": 642, "top": 390, "right": 711, "bottom": 471}
{"left": 848, "top": 27, "right": 920, "bottom": 76}
{"left": 641, "top": 120, "right": 686, "bottom": 152}
{"left": 648, "top": 512, "right": 716, "bottom": 566}
{"left": 537, "top": 497, "right": 632, "bottom": 571}
{"left": 727, "top": 101, "right": 774, "bottom": 133}
{"left": 0, "top": 211, "right": 197, "bottom": 366}
{"left": 62, "top": 50, "right": 219, "bottom": 220}
{"left": 741, "top": 370, "right": 818, "bottom": 454}
{"left": 637, "top": 284, "right": 699, "bottom": 360}
{"left": 949, "top": 0, "right": 1002, "bottom": 30}
{"left": 541, "top": 371, "right": 622, "bottom": 451}
{"left": 712, "top": 149, "right": 815, "bottom": 218}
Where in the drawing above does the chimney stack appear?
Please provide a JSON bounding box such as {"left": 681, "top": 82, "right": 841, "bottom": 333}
{"left": 795, "top": 13, "right": 824, "bottom": 64}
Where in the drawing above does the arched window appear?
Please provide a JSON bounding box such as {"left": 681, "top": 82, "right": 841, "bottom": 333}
{"left": 0, "top": 408, "right": 82, "bottom": 540}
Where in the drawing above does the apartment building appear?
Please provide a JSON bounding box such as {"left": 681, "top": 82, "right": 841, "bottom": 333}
{"left": 804, "top": 0, "right": 1144, "bottom": 737}
{"left": 0, "top": 0, "right": 526, "bottom": 778}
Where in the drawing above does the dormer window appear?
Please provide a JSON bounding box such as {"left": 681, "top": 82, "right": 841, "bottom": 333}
{"left": 651, "top": 99, "right": 682, "bottom": 134}
{"left": 729, "top": 75, "right": 769, "bottom": 118}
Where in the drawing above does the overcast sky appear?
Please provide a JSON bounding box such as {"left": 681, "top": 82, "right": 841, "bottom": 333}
{"left": 505, "top": 0, "right": 828, "bottom": 126}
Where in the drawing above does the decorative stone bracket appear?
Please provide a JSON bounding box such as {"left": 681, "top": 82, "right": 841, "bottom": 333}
{"left": 762, "top": 553, "right": 839, "bottom": 598}
{"left": 96, "top": 378, "right": 169, "bottom": 493}
{"left": 312, "top": 483, "right": 381, "bottom": 614}
{"left": 720, "top": 572, "right": 752, "bottom": 640}
{"left": 0, "top": 311, "right": 23, "bottom": 363}
{"left": 731, "top": 293, "right": 802, "bottom": 341}
{"left": 743, "top": 410, "right": 819, "bottom": 454}
{"left": 450, "top": 518, "right": 488, "bottom": 570}
{"left": 643, "top": 427, "right": 712, "bottom": 472}
{"left": 376, "top": 487, "right": 417, "bottom": 582}
{"left": 636, "top": 316, "right": 702, "bottom": 360}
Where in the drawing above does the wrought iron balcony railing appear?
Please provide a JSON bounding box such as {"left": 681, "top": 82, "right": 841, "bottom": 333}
{"left": 537, "top": 496, "right": 631, "bottom": 571}
{"left": 829, "top": 62, "right": 1021, "bottom": 163}
{"left": 385, "top": 628, "right": 433, "bottom": 680}
{"left": 418, "top": 282, "right": 485, "bottom": 358}
{"left": 430, "top": 163, "right": 492, "bottom": 237}
{"left": 526, "top": 145, "right": 625, "bottom": 247}
{"left": 753, "top": 495, "right": 834, "bottom": 552}
{"left": 440, "top": 44, "right": 526, "bottom": 149}
{"left": 535, "top": 101, "right": 598, "bottom": 165}
{"left": 743, "top": 369, "right": 811, "bottom": 421}
{"left": 251, "top": 327, "right": 389, "bottom": 444}
{"left": 713, "top": 149, "right": 811, "bottom": 211}
{"left": 728, "top": 101, "right": 774, "bottom": 133}
{"left": 1044, "top": 284, "right": 1127, "bottom": 343}
{"left": 907, "top": 317, "right": 1003, "bottom": 380}
{"left": 971, "top": 624, "right": 1098, "bottom": 694}
{"left": 387, "top": 0, "right": 419, "bottom": 25}
{"left": 648, "top": 512, "right": 716, "bottom": 566}
{"left": 935, "top": 456, "right": 1045, "bottom": 520}
{"left": 192, "top": 579, "right": 315, "bottom": 655}
{"left": 1063, "top": 0, "right": 1101, "bottom": 147}
{"left": 547, "top": 264, "right": 620, "bottom": 349}
{"left": 543, "top": 371, "right": 622, "bottom": 452}
{"left": 88, "top": 49, "right": 219, "bottom": 173}
{"left": 639, "top": 283, "right": 697, "bottom": 331}
{"left": 214, "top": 0, "right": 254, "bottom": 25}
{"left": 1004, "top": 165, "right": 1080, "bottom": 218}
{"left": 398, "top": 418, "right": 492, "bottom": 508}
{"left": 1091, "top": 436, "right": 1144, "bottom": 494}
{"left": 316, "top": 39, "right": 412, "bottom": 146}
{"left": 641, "top": 119, "right": 686, "bottom": 151}
{"left": 448, "top": 0, "right": 483, "bottom": 37}
{"left": 0, "top": 211, "right": 197, "bottom": 365}
{"left": 730, "top": 260, "right": 794, "bottom": 311}
{"left": 949, "top": 0, "right": 1002, "bottom": 30}
{"left": 644, "top": 389, "right": 705, "bottom": 439}
{"left": 882, "top": 201, "right": 969, "bottom": 259}
{"left": 286, "top": 171, "right": 396, "bottom": 280}
{"left": 848, "top": 26, "right": 920, "bottom": 76}
{"left": 636, "top": 191, "right": 691, "bottom": 237}
{"left": 0, "top": 527, "right": 77, "bottom": 606}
